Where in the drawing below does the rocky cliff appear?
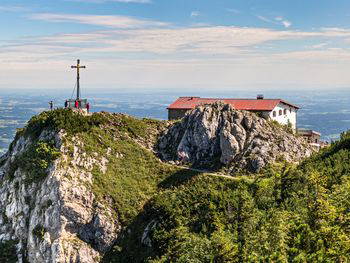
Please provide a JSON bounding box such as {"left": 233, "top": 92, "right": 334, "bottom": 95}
{"left": 158, "top": 102, "right": 312, "bottom": 173}
{"left": 0, "top": 115, "right": 120, "bottom": 262}
{"left": 0, "top": 106, "right": 317, "bottom": 262}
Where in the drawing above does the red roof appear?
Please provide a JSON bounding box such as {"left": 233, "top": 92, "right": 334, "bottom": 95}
{"left": 167, "top": 97, "right": 299, "bottom": 111}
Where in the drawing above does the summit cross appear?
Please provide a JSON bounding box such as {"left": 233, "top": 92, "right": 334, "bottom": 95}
{"left": 71, "top": 59, "right": 86, "bottom": 100}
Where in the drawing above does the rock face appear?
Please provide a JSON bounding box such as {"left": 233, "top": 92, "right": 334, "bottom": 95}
{"left": 158, "top": 102, "right": 313, "bottom": 172}
{"left": 0, "top": 128, "right": 120, "bottom": 263}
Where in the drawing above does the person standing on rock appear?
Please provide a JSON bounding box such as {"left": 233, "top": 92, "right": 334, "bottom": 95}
{"left": 86, "top": 102, "right": 90, "bottom": 113}
{"left": 49, "top": 101, "right": 53, "bottom": 111}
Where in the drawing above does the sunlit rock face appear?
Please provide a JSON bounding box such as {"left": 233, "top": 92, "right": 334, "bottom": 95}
{"left": 0, "top": 129, "right": 120, "bottom": 263}
{"left": 158, "top": 102, "right": 313, "bottom": 173}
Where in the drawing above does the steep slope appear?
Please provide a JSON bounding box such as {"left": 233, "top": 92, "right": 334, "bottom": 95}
{"left": 0, "top": 106, "right": 347, "bottom": 262}
{"left": 106, "top": 132, "right": 350, "bottom": 263}
{"left": 0, "top": 109, "right": 186, "bottom": 262}
{"left": 158, "top": 102, "right": 312, "bottom": 172}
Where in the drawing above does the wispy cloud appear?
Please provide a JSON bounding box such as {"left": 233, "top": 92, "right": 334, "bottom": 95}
{"left": 29, "top": 13, "right": 168, "bottom": 28}
{"left": 256, "top": 15, "right": 273, "bottom": 23}
{"left": 257, "top": 15, "right": 292, "bottom": 28}
{"left": 310, "top": 43, "right": 328, "bottom": 49}
{"left": 281, "top": 20, "right": 292, "bottom": 28}
{"left": 0, "top": 5, "right": 29, "bottom": 12}
{"left": 2, "top": 26, "right": 350, "bottom": 89}
{"left": 3, "top": 26, "right": 350, "bottom": 61}
{"left": 191, "top": 11, "right": 201, "bottom": 18}
{"left": 275, "top": 16, "right": 292, "bottom": 28}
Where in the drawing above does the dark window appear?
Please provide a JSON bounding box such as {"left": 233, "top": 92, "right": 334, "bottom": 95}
{"left": 273, "top": 111, "right": 276, "bottom": 117}
{"left": 279, "top": 110, "right": 282, "bottom": 116}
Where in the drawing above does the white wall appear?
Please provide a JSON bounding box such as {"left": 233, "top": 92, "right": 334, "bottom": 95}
{"left": 269, "top": 103, "right": 297, "bottom": 130}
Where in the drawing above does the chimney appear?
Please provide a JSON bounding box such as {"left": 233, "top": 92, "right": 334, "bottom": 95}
{"left": 257, "top": 94, "right": 264, "bottom": 100}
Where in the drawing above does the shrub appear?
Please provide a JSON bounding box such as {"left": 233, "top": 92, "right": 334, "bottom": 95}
{"left": 8, "top": 140, "right": 60, "bottom": 184}
{"left": 32, "top": 225, "right": 46, "bottom": 241}
{"left": 0, "top": 240, "right": 18, "bottom": 263}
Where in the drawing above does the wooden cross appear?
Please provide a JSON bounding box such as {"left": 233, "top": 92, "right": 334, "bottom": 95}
{"left": 71, "top": 59, "right": 86, "bottom": 100}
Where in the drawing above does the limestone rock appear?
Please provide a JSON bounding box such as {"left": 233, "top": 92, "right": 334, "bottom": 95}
{"left": 0, "top": 129, "right": 120, "bottom": 263}
{"left": 158, "top": 102, "right": 313, "bottom": 173}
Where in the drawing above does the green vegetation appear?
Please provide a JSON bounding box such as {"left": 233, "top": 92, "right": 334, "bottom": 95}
{"left": 78, "top": 122, "right": 189, "bottom": 224}
{"left": 8, "top": 109, "right": 350, "bottom": 262}
{"left": 0, "top": 240, "right": 18, "bottom": 263}
{"left": 32, "top": 225, "right": 46, "bottom": 241}
{"left": 8, "top": 140, "right": 60, "bottom": 183}
{"left": 103, "top": 130, "right": 350, "bottom": 262}
{"left": 268, "top": 119, "right": 294, "bottom": 134}
{"left": 24, "top": 108, "right": 109, "bottom": 138}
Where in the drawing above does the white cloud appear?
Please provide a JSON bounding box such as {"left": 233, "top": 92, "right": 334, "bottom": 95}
{"left": 3, "top": 26, "right": 350, "bottom": 62}
{"left": 310, "top": 43, "right": 328, "bottom": 49}
{"left": 191, "top": 11, "right": 201, "bottom": 17}
{"left": 275, "top": 16, "right": 292, "bottom": 28}
{"left": 281, "top": 20, "right": 292, "bottom": 28}
{"left": 256, "top": 15, "right": 273, "bottom": 23}
{"left": 2, "top": 21, "right": 350, "bottom": 89}
{"left": 257, "top": 15, "right": 292, "bottom": 28}
{"left": 0, "top": 5, "right": 29, "bottom": 12}
{"left": 29, "top": 13, "right": 168, "bottom": 28}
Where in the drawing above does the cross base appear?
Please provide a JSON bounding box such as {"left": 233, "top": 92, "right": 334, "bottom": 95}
{"left": 65, "top": 99, "right": 89, "bottom": 109}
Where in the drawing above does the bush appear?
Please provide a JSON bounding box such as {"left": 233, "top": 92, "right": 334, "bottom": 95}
{"left": 8, "top": 140, "right": 60, "bottom": 184}
{"left": 24, "top": 108, "right": 109, "bottom": 138}
{"left": 32, "top": 225, "right": 46, "bottom": 241}
{"left": 0, "top": 240, "right": 18, "bottom": 263}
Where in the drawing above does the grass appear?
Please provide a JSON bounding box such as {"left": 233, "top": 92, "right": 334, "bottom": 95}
{"left": 78, "top": 125, "right": 193, "bottom": 224}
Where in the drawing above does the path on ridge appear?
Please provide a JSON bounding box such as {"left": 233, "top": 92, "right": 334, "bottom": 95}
{"left": 164, "top": 163, "right": 256, "bottom": 181}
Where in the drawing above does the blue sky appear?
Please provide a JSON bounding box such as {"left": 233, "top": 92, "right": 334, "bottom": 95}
{"left": 0, "top": 0, "right": 350, "bottom": 91}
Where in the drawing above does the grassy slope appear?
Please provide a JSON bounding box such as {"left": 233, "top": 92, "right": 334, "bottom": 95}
{"left": 3, "top": 109, "right": 350, "bottom": 262}
{"left": 104, "top": 133, "right": 350, "bottom": 262}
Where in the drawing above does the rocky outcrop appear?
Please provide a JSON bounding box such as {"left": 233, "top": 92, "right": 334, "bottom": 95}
{"left": 0, "top": 128, "right": 120, "bottom": 263}
{"left": 158, "top": 102, "right": 313, "bottom": 173}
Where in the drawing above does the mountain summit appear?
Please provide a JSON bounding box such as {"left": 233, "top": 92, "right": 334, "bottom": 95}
{"left": 159, "top": 102, "right": 312, "bottom": 172}
{"left": 0, "top": 107, "right": 349, "bottom": 262}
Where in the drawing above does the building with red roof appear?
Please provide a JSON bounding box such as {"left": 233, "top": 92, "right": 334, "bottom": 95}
{"left": 167, "top": 95, "right": 300, "bottom": 129}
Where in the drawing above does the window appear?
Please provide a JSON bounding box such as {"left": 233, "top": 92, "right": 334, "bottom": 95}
{"left": 273, "top": 111, "right": 276, "bottom": 117}
{"left": 284, "top": 109, "right": 287, "bottom": 115}
{"left": 279, "top": 110, "right": 282, "bottom": 116}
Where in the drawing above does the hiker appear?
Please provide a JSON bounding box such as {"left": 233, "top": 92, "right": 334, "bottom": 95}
{"left": 75, "top": 100, "right": 79, "bottom": 109}
{"left": 64, "top": 100, "right": 68, "bottom": 108}
{"left": 49, "top": 101, "right": 53, "bottom": 111}
{"left": 86, "top": 102, "right": 90, "bottom": 113}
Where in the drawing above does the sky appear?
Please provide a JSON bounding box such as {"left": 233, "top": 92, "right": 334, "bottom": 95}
{"left": 1, "top": 0, "right": 350, "bottom": 91}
